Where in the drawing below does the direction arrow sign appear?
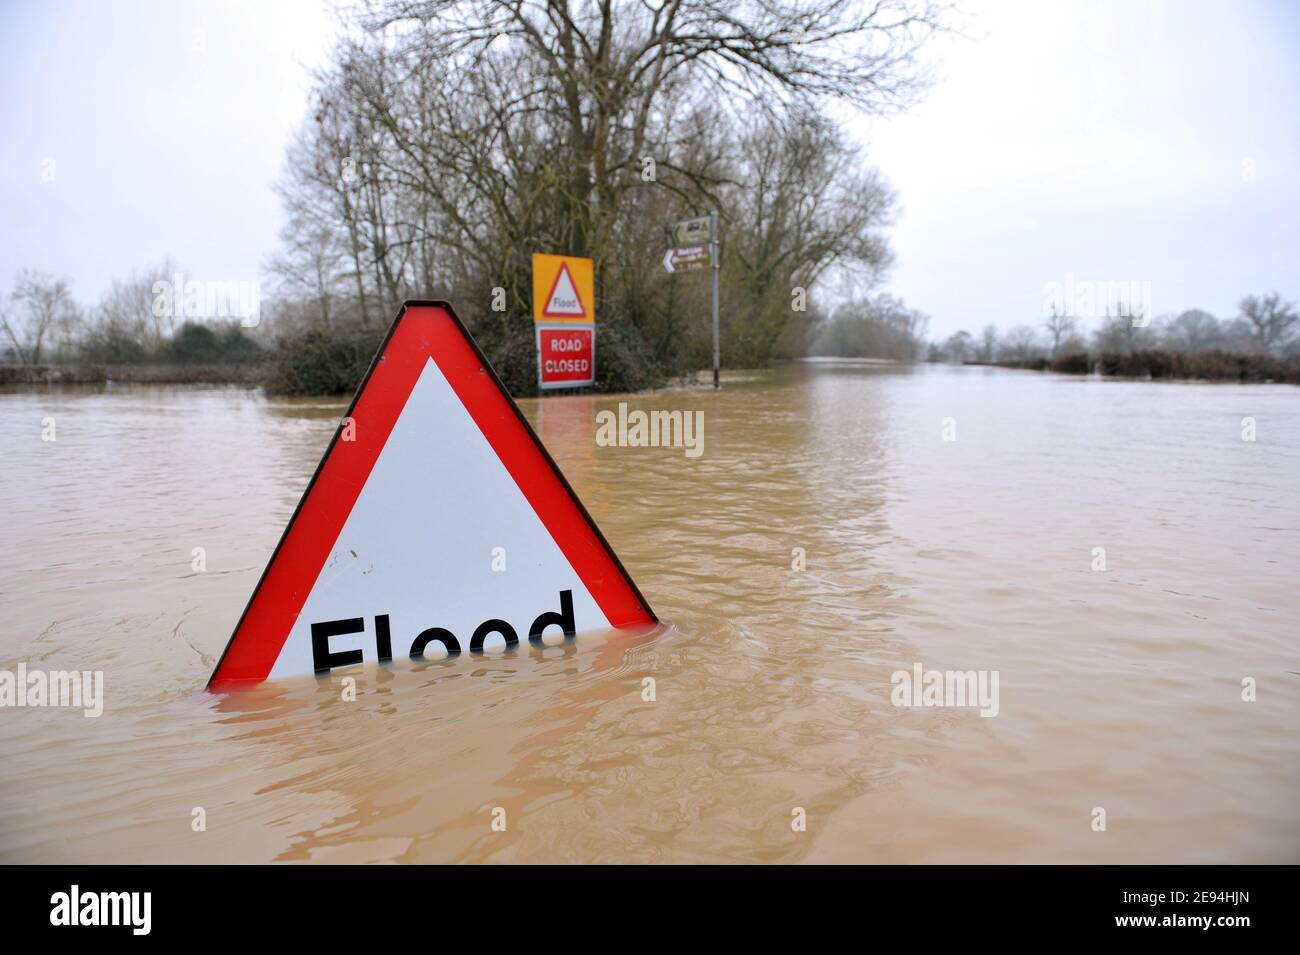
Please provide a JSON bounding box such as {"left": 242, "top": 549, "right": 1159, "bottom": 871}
{"left": 662, "top": 245, "right": 710, "bottom": 273}
{"left": 207, "top": 301, "right": 654, "bottom": 690}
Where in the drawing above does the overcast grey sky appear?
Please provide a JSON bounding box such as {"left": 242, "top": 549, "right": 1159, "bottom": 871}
{"left": 0, "top": 0, "right": 335, "bottom": 299}
{"left": 858, "top": 0, "right": 1300, "bottom": 338}
{"left": 2, "top": 0, "right": 1297, "bottom": 340}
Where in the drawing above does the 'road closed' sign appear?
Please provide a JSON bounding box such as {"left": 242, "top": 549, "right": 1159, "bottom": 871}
{"left": 536, "top": 325, "right": 594, "bottom": 389}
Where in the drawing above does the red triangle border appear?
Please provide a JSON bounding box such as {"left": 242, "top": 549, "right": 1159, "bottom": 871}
{"left": 540, "top": 261, "right": 590, "bottom": 319}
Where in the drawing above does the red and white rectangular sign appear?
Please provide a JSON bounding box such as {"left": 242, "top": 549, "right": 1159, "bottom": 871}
{"left": 536, "top": 323, "right": 594, "bottom": 390}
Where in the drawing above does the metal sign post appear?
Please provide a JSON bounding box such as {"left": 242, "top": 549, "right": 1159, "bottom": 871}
{"left": 709, "top": 210, "right": 719, "bottom": 389}
{"left": 664, "top": 212, "right": 721, "bottom": 388}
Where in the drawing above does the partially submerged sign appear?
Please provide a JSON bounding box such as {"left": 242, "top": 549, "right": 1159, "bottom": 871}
{"left": 207, "top": 301, "right": 654, "bottom": 690}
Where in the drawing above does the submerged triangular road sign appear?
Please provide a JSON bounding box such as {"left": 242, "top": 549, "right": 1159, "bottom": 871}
{"left": 542, "top": 262, "right": 589, "bottom": 318}
{"left": 208, "top": 301, "right": 654, "bottom": 690}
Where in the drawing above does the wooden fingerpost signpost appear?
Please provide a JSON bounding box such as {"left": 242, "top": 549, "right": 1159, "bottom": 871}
{"left": 207, "top": 301, "right": 654, "bottom": 690}
{"left": 664, "top": 212, "right": 721, "bottom": 388}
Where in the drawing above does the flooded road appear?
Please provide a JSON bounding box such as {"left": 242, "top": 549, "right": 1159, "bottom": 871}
{"left": 2, "top": 363, "right": 1297, "bottom": 863}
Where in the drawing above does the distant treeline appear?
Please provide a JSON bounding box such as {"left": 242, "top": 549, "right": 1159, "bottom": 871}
{"left": 997, "top": 349, "right": 1300, "bottom": 385}
{"left": 0, "top": 261, "right": 933, "bottom": 395}
{"left": 7, "top": 258, "right": 1295, "bottom": 392}
{"left": 923, "top": 296, "right": 1300, "bottom": 383}
{"left": 0, "top": 266, "right": 263, "bottom": 371}
{"left": 806, "top": 296, "right": 931, "bottom": 362}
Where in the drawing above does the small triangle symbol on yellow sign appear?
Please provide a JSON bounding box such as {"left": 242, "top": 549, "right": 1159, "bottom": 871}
{"left": 543, "top": 263, "right": 588, "bottom": 318}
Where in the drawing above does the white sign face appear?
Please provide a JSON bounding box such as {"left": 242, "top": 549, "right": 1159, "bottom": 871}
{"left": 269, "top": 357, "right": 606, "bottom": 677}
{"left": 209, "top": 302, "right": 654, "bottom": 689}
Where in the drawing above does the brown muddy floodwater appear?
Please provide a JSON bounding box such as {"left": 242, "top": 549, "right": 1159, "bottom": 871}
{"left": 1, "top": 363, "right": 1297, "bottom": 863}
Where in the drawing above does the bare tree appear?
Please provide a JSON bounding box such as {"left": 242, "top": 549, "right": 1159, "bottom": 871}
{"left": 358, "top": 0, "right": 945, "bottom": 258}
{"left": 1043, "top": 304, "right": 1077, "bottom": 357}
{"left": 999, "top": 325, "right": 1041, "bottom": 362}
{"left": 726, "top": 111, "right": 896, "bottom": 361}
{"left": 2, "top": 270, "right": 77, "bottom": 366}
{"left": 1092, "top": 302, "right": 1150, "bottom": 354}
{"left": 943, "top": 329, "right": 973, "bottom": 363}
{"left": 978, "top": 323, "right": 997, "bottom": 362}
{"left": 1166, "top": 308, "right": 1220, "bottom": 353}
{"left": 1239, "top": 292, "right": 1298, "bottom": 355}
{"left": 95, "top": 259, "right": 178, "bottom": 349}
{"left": 266, "top": 0, "right": 948, "bottom": 389}
{"left": 811, "top": 294, "right": 929, "bottom": 360}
